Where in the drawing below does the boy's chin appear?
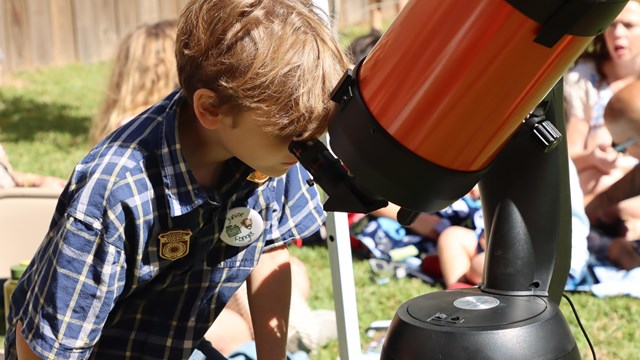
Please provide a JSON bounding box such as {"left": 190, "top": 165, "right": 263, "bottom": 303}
{"left": 261, "top": 169, "right": 288, "bottom": 178}
{"left": 250, "top": 167, "right": 288, "bottom": 180}
{"left": 250, "top": 162, "right": 298, "bottom": 179}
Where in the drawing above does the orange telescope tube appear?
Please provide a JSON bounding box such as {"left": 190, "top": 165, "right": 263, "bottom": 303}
{"left": 360, "top": 0, "right": 593, "bottom": 171}
{"left": 326, "top": 0, "right": 626, "bottom": 212}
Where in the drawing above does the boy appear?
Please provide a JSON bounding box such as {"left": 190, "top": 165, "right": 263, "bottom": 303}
{"left": 5, "top": 0, "right": 349, "bottom": 359}
{"left": 586, "top": 79, "right": 640, "bottom": 270}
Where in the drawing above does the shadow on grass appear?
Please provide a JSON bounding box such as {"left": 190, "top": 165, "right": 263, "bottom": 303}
{"left": 0, "top": 93, "right": 90, "bottom": 142}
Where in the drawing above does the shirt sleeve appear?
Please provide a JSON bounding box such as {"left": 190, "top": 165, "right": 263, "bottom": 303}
{"left": 263, "top": 164, "right": 326, "bottom": 251}
{"left": 563, "top": 62, "right": 596, "bottom": 122}
{"left": 15, "top": 174, "right": 126, "bottom": 359}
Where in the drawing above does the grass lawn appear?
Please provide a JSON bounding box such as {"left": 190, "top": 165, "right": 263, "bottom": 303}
{"left": 0, "top": 62, "right": 109, "bottom": 179}
{"left": 292, "top": 245, "right": 640, "bottom": 360}
{"left": 0, "top": 34, "right": 639, "bottom": 360}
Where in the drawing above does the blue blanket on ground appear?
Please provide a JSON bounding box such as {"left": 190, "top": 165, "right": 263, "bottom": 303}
{"left": 565, "top": 257, "right": 640, "bottom": 298}
{"left": 590, "top": 265, "right": 640, "bottom": 298}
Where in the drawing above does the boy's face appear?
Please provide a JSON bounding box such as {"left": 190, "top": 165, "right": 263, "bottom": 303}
{"left": 217, "top": 110, "right": 299, "bottom": 178}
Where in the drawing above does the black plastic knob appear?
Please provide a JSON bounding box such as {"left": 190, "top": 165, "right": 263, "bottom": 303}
{"left": 530, "top": 120, "right": 562, "bottom": 153}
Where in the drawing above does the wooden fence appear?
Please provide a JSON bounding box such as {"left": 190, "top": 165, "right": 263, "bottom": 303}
{"left": 0, "top": 0, "right": 392, "bottom": 73}
{"left": 0, "top": 0, "right": 188, "bottom": 72}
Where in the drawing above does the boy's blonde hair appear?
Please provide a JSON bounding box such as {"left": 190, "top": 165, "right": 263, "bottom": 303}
{"left": 176, "top": 0, "right": 350, "bottom": 140}
{"left": 90, "top": 20, "right": 179, "bottom": 144}
{"left": 604, "top": 80, "right": 640, "bottom": 133}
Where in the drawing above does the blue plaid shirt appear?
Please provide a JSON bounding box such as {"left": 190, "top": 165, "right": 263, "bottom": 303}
{"left": 4, "top": 90, "right": 325, "bottom": 359}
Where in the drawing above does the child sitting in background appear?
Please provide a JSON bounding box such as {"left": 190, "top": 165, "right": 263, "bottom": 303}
{"left": 88, "top": 20, "right": 178, "bottom": 145}
{"left": 0, "top": 144, "right": 65, "bottom": 189}
{"left": 586, "top": 79, "right": 640, "bottom": 270}
{"left": 434, "top": 186, "right": 485, "bottom": 289}
{"left": 349, "top": 187, "right": 482, "bottom": 285}
{"left": 434, "top": 155, "right": 592, "bottom": 290}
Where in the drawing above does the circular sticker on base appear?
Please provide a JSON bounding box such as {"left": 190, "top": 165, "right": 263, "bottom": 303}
{"left": 220, "top": 207, "right": 264, "bottom": 246}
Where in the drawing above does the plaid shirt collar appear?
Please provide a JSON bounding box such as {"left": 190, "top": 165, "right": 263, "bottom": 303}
{"left": 156, "top": 90, "right": 254, "bottom": 217}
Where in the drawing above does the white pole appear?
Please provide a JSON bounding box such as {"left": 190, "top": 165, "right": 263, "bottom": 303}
{"left": 324, "top": 210, "right": 363, "bottom": 360}
{"left": 312, "top": 1, "right": 363, "bottom": 357}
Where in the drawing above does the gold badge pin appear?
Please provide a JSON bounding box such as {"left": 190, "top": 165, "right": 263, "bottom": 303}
{"left": 247, "top": 171, "right": 270, "bottom": 184}
{"left": 158, "top": 229, "right": 192, "bottom": 260}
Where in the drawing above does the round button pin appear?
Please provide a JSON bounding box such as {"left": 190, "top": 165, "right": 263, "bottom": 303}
{"left": 220, "top": 207, "right": 264, "bottom": 247}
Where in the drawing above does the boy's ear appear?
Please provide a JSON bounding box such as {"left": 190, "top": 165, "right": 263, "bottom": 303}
{"left": 193, "top": 89, "right": 225, "bottom": 129}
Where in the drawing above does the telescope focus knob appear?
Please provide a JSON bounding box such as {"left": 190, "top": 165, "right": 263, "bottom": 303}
{"left": 525, "top": 107, "right": 562, "bottom": 153}
{"left": 531, "top": 120, "right": 562, "bottom": 153}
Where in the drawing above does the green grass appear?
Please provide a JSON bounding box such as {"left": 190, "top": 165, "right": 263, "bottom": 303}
{"left": 0, "top": 62, "right": 109, "bottom": 179}
{"left": 1, "top": 46, "right": 639, "bottom": 360}
{"left": 292, "top": 245, "right": 640, "bottom": 360}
